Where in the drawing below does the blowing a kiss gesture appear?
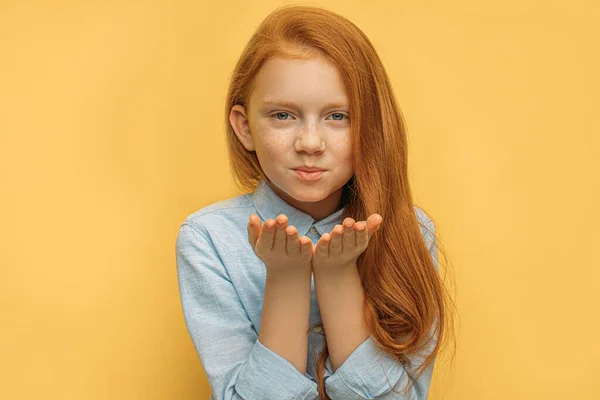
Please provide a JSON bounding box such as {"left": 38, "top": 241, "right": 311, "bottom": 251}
{"left": 312, "top": 214, "right": 382, "bottom": 275}
{"left": 246, "top": 213, "right": 383, "bottom": 276}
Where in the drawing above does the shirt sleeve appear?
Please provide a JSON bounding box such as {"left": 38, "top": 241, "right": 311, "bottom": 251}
{"left": 324, "top": 217, "right": 439, "bottom": 399}
{"left": 323, "top": 333, "right": 437, "bottom": 399}
{"left": 176, "top": 222, "right": 319, "bottom": 400}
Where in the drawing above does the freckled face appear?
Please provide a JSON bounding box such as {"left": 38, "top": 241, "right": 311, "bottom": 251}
{"left": 245, "top": 56, "right": 354, "bottom": 214}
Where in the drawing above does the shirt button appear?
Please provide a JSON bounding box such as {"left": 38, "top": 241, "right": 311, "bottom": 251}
{"left": 309, "top": 227, "right": 318, "bottom": 235}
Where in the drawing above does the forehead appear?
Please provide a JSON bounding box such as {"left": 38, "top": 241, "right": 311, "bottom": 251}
{"left": 251, "top": 56, "right": 348, "bottom": 106}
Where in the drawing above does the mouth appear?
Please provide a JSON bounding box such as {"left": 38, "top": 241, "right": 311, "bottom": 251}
{"left": 292, "top": 169, "right": 326, "bottom": 181}
{"left": 292, "top": 166, "right": 327, "bottom": 172}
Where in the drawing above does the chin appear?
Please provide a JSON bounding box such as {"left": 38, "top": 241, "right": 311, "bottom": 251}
{"left": 287, "top": 185, "right": 329, "bottom": 202}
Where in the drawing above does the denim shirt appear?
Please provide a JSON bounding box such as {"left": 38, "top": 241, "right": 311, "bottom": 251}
{"left": 176, "top": 178, "right": 439, "bottom": 399}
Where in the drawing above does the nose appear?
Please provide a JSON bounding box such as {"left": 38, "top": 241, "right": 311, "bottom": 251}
{"left": 294, "top": 122, "right": 325, "bottom": 154}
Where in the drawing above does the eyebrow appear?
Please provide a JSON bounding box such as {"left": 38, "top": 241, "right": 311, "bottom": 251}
{"left": 260, "top": 99, "right": 349, "bottom": 110}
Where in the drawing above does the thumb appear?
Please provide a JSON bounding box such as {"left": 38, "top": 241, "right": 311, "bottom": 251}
{"left": 367, "top": 213, "right": 383, "bottom": 235}
{"left": 247, "top": 214, "right": 261, "bottom": 249}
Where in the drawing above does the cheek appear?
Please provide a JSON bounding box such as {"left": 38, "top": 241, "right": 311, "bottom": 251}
{"left": 329, "top": 134, "right": 353, "bottom": 159}
{"left": 258, "top": 127, "right": 293, "bottom": 151}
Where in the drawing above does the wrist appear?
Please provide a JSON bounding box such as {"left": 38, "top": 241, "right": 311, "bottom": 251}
{"left": 312, "top": 261, "right": 357, "bottom": 279}
{"left": 266, "top": 265, "right": 312, "bottom": 282}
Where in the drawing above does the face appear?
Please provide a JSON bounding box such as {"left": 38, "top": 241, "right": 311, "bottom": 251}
{"left": 229, "top": 55, "right": 354, "bottom": 221}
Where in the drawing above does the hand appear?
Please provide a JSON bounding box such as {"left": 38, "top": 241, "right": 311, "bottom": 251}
{"left": 247, "top": 213, "right": 313, "bottom": 276}
{"left": 312, "top": 213, "right": 383, "bottom": 275}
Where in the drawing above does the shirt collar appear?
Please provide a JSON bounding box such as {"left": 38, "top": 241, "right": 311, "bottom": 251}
{"left": 252, "top": 177, "right": 345, "bottom": 237}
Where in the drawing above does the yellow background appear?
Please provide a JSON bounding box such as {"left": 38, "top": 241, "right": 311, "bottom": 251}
{"left": 1, "top": 1, "right": 598, "bottom": 399}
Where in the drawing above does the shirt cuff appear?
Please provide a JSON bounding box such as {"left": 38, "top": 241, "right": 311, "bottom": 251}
{"left": 236, "top": 337, "right": 318, "bottom": 400}
{"left": 324, "top": 335, "right": 404, "bottom": 399}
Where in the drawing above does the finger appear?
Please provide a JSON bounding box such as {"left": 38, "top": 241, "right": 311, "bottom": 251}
{"left": 285, "top": 226, "right": 299, "bottom": 255}
{"left": 355, "top": 221, "right": 369, "bottom": 248}
{"left": 342, "top": 218, "right": 356, "bottom": 250}
{"left": 258, "top": 218, "right": 276, "bottom": 252}
{"left": 317, "top": 233, "right": 331, "bottom": 257}
{"left": 329, "top": 224, "right": 344, "bottom": 255}
{"left": 300, "top": 236, "right": 313, "bottom": 260}
{"left": 273, "top": 214, "right": 288, "bottom": 252}
{"left": 249, "top": 214, "right": 261, "bottom": 244}
{"left": 247, "top": 220, "right": 257, "bottom": 249}
{"left": 366, "top": 213, "right": 382, "bottom": 236}
{"left": 252, "top": 214, "right": 262, "bottom": 236}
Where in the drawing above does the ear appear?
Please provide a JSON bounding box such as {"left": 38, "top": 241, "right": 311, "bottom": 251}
{"left": 229, "top": 104, "right": 255, "bottom": 152}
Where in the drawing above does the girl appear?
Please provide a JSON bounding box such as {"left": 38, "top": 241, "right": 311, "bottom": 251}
{"left": 176, "top": 5, "right": 455, "bottom": 399}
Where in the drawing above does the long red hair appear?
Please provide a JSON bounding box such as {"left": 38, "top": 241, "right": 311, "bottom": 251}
{"left": 224, "top": 5, "right": 457, "bottom": 398}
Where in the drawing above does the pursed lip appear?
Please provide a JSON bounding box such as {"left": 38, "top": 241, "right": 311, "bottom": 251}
{"left": 292, "top": 167, "right": 327, "bottom": 172}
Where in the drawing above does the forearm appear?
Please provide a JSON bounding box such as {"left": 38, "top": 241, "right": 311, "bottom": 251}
{"left": 314, "top": 264, "right": 372, "bottom": 371}
{"left": 259, "top": 269, "right": 312, "bottom": 374}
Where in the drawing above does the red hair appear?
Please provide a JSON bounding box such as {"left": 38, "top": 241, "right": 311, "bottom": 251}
{"left": 224, "top": 5, "right": 457, "bottom": 398}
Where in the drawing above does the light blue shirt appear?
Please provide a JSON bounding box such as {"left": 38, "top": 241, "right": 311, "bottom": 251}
{"left": 176, "top": 178, "right": 439, "bottom": 399}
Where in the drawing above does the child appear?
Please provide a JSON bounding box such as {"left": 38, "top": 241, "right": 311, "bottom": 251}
{"left": 176, "top": 5, "right": 453, "bottom": 399}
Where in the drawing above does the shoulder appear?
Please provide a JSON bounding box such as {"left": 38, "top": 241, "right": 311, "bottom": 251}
{"left": 413, "top": 205, "right": 435, "bottom": 232}
{"left": 413, "top": 205, "right": 436, "bottom": 252}
{"left": 178, "top": 192, "right": 255, "bottom": 240}
{"left": 175, "top": 192, "right": 260, "bottom": 280}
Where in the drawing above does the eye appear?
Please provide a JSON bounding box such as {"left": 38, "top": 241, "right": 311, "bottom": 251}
{"left": 273, "top": 112, "right": 293, "bottom": 121}
{"left": 328, "top": 113, "right": 348, "bottom": 121}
